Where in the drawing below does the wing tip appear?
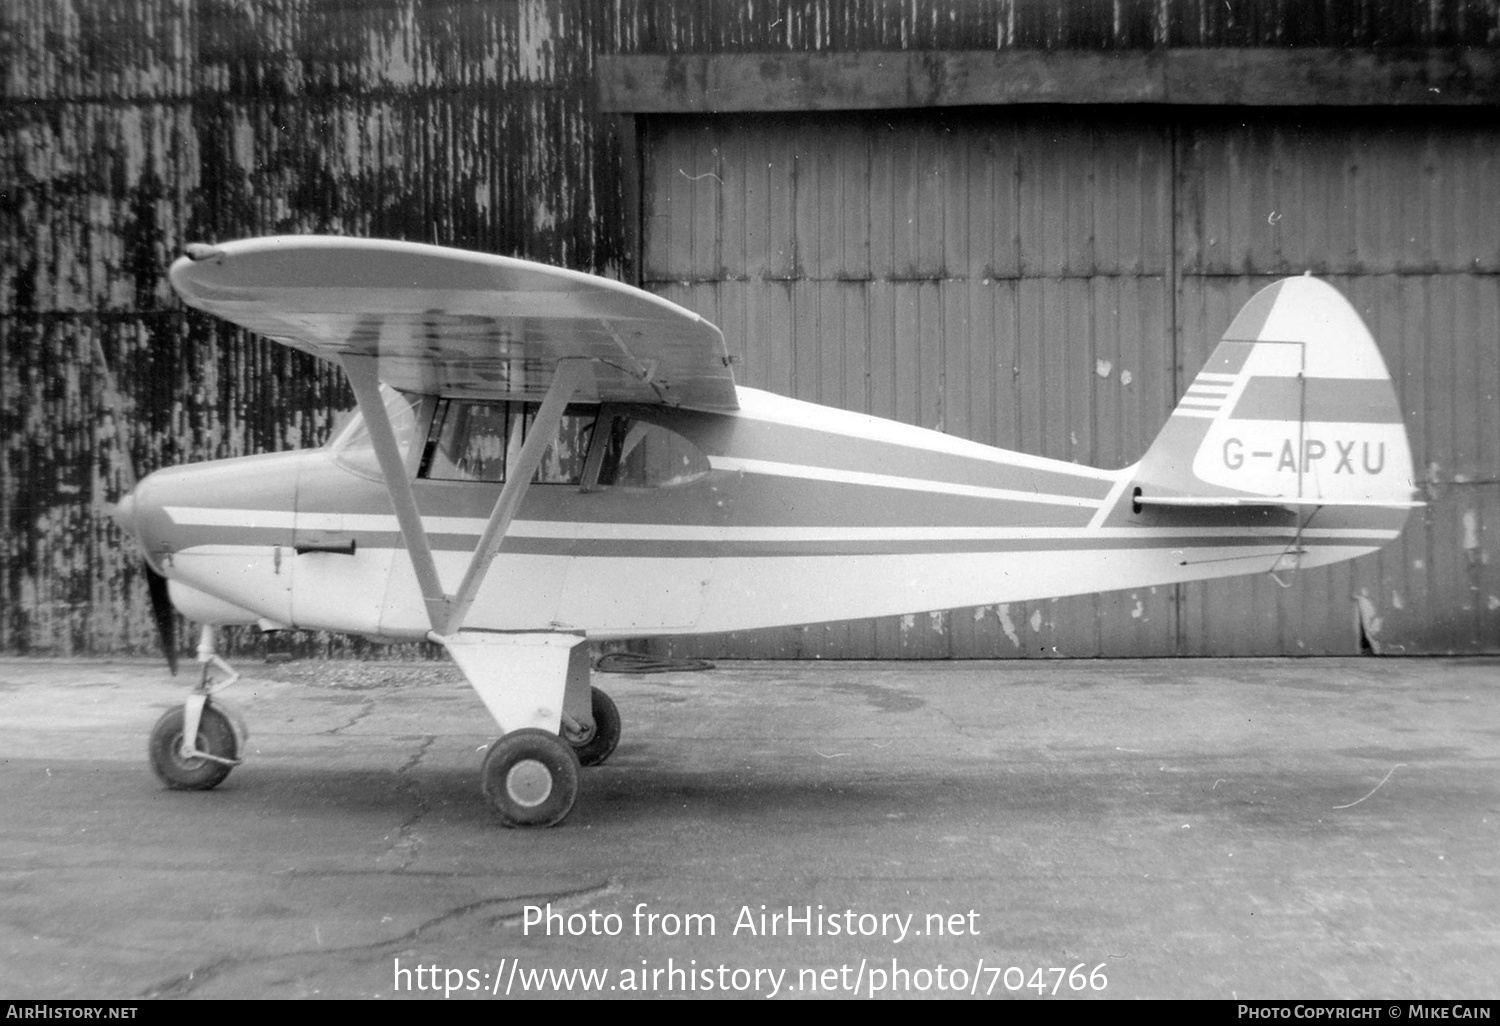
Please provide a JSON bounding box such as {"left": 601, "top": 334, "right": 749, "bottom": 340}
{"left": 183, "top": 242, "right": 225, "bottom": 262}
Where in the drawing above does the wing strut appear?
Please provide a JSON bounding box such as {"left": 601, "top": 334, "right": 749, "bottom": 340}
{"left": 341, "top": 354, "right": 593, "bottom": 637}
{"left": 441, "top": 358, "right": 592, "bottom": 635}
{"left": 342, "top": 354, "right": 450, "bottom": 630}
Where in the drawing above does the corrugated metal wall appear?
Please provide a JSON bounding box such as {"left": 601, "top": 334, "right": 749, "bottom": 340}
{"left": 641, "top": 109, "right": 1500, "bottom": 657}
{"left": 1174, "top": 114, "right": 1500, "bottom": 655}
{"left": 1, "top": 0, "right": 626, "bottom": 656}
{"left": 3, "top": 0, "right": 1498, "bottom": 658}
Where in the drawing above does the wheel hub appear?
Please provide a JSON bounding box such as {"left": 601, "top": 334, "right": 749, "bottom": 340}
{"left": 505, "top": 759, "right": 554, "bottom": 807}
{"left": 173, "top": 733, "right": 207, "bottom": 768}
{"left": 563, "top": 720, "right": 596, "bottom": 745}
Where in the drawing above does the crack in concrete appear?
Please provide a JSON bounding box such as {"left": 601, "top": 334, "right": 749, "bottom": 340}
{"left": 397, "top": 734, "right": 435, "bottom": 776}
{"left": 135, "top": 879, "right": 621, "bottom": 999}
{"left": 390, "top": 735, "right": 436, "bottom": 873}
{"left": 930, "top": 702, "right": 974, "bottom": 738}
{"left": 318, "top": 697, "right": 376, "bottom": 736}
{"left": 488, "top": 880, "right": 621, "bottom": 928}
{"left": 140, "top": 955, "right": 242, "bottom": 999}
{"left": 363, "top": 879, "right": 621, "bottom": 947}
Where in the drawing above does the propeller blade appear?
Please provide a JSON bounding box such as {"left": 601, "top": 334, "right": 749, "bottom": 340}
{"left": 145, "top": 566, "right": 178, "bottom": 676}
{"left": 93, "top": 330, "right": 178, "bottom": 675}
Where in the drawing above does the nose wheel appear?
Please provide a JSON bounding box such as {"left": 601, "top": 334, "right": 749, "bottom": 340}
{"left": 148, "top": 701, "right": 241, "bottom": 790}
{"left": 481, "top": 729, "right": 581, "bottom": 827}
{"left": 147, "top": 625, "right": 247, "bottom": 791}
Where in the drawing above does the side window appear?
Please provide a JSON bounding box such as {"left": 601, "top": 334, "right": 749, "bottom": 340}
{"left": 593, "top": 413, "right": 711, "bottom": 488}
{"left": 419, "top": 399, "right": 596, "bottom": 484}
{"left": 542, "top": 407, "right": 596, "bottom": 484}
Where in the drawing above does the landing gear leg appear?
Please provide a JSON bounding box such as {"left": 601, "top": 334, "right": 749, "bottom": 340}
{"left": 147, "top": 625, "right": 249, "bottom": 790}
{"left": 559, "top": 643, "right": 621, "bottom": 767}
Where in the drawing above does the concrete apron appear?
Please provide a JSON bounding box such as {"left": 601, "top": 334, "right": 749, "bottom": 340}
{"left": 0, "top": 656, "right": 1495, "bottom": 999}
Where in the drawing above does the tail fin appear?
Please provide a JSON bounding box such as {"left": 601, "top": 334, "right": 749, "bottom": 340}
{"left": 1132, "top": 277, "right": 1420, "bottom": 511}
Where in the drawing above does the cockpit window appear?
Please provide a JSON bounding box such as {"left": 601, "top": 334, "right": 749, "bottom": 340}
{"left": 419, "top": 399, "right": 596, "bottom": 484}
{"left": 327, "top": 385, "right": 421, "bottom": 479}
{"left": 412, "top": 399, "right": 712, "bottom": 489}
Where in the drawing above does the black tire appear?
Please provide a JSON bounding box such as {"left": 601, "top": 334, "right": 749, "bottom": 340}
{"left": 566, "top": 686, "right": 621, "bottom": 768}
{"left": 148, "top": 704, "right": 238, "bottom": 790}
{"left": 480, "top": 729, "right": 580, "bottom": 828}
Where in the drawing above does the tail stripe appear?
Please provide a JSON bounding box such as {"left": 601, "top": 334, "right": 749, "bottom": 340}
{"left": 1229, "top": 377, "right": 1404, "bottom": 424}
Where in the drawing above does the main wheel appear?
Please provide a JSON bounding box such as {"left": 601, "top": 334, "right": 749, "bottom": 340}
{"left": 564, "top": 686, "right": 621, "bottom": 768}
{"left": 148, "top": 704, "right": 238, "bottom": 790}
{"left": 481, "top": 729, "right": 580, "bottom": 828}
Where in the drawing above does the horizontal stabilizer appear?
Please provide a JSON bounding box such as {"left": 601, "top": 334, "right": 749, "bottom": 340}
{"left": 1135, "top": 495, "right": 1424, "bottom": 509}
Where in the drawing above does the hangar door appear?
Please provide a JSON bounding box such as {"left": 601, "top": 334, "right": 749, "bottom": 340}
{"left": 641, "top": 110, "right": 1500, "bottom": 658}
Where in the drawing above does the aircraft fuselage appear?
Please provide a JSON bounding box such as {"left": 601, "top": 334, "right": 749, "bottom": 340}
{"left": 118, "top": 385, "right": 1404, "bottom": 643}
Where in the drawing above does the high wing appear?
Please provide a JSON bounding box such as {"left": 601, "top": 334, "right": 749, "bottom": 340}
{"left": 170, "top": 236, "right": 738, "bottom": 642}
{"left": 169, "top": 236, "right": 738, "bottom": 412}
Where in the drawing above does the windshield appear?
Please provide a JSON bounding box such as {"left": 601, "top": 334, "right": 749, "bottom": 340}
{"left": 328, "top": 385, "right": 421, "bottom": 478}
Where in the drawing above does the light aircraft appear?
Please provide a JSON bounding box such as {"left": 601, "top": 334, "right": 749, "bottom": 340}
{"left": 109, "top": 236, "right": 1421, "bottom": 827}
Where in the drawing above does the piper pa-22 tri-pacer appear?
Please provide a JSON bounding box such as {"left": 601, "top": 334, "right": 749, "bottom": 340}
{"left": 111, "top": 236, "right": 1421, "bottom": 827}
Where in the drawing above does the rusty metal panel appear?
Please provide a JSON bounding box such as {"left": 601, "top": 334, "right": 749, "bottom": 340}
{"left": 601, "top": 49, "right": 1500, "bottom": 113}
{"left": 1, "top": 0, "right": 631, "bottom": 657}
{"left": 607, "top": 0, "right": 1500, "bottom": 54}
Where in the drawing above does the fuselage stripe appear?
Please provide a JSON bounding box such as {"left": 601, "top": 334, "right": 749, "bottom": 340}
{"left": 177, "top": 535, "right": 1395, "bottom": 561}
{"left": 728, "top": 390, "right": 1117, "bottom": 481}
{"left": 705, "top": 457, "right": 1106, "bottom": 508}
{"left": 163, "top": 507, "right": 1398, "bottom": 544}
